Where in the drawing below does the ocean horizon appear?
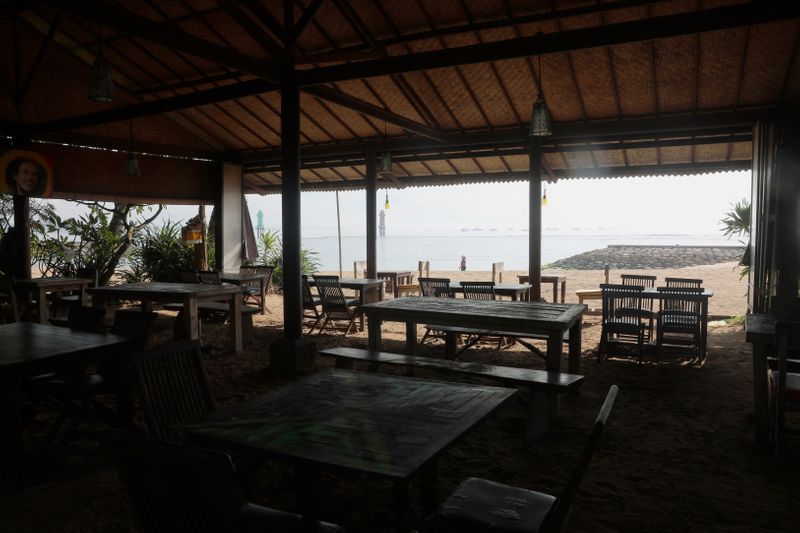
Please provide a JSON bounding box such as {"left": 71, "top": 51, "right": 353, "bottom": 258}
{"left": 296, "top": 231, "right": 740, "bottom": 271}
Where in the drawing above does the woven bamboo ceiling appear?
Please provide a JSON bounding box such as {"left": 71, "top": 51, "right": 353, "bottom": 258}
{"left": 2, "top": 0, "right": 799, "bottom": 194}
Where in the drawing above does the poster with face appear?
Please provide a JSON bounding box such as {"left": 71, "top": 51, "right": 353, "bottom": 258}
{"left": 0, "top": 149, "right": 54, "bottom": 197}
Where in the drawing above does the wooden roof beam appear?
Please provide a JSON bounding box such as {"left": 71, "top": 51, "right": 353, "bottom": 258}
{"left": 304, "top": 85, "right": 447, "bottom": 142}
{"left": 287, "top": 0, "right": 324, "bottom": 46}
{"left": 297, "top": 2, "right": 800, "bottom": 85}
{"left": 34, "top": 0, "right": 284, "bottom": 85}
{"left": 217, "top": 0, "right": 287, "bottom": 61}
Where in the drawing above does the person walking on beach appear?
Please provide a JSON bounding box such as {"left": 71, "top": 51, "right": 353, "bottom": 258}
{"left": 459, "top": 255, "right": 467, "bottom": 271}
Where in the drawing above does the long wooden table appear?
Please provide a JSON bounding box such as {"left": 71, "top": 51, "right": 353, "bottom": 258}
{"left": 90, "top": 282, "right": 243, "bottom": 352}
{"left": 450, "top": 281, "right": 531, "bottom": 301}
{"left": 745, "top": 313, "right": 775, "bottom": 446}
{"left": 219, "top": 272, "right": 269, "bottom": 314}
{"left": 179, "top": 369, "right": 515, "bottom": 532}
{"left": 14, "top": 277, "right": 93, "bottom": 324}
{"left": 360, "top": 297, "right": 586, "bottom": 417}
{"left": 0, "top": 323, "right": 133, "bottom": 491}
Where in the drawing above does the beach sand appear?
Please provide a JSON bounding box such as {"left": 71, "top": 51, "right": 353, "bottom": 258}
{"left": 6, "top": 262, "right": 795, "bottom": 533}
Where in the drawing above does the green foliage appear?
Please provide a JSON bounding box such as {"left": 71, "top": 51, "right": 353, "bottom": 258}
{"left": 128, "top": 221, "right": 195, "bottom": 283}
{"left": 258, "top": 230, "right": 320, "bottom": 290}
{"left": 720, "top": 198, "right": 751, "bottom": 279}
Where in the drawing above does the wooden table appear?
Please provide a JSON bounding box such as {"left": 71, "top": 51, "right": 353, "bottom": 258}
{"left": 14, "top": 277, "right": 93, "bottom": 324}
{"left": 450, "top": 281, "right": 532, "bottom": 301}
{"left": 361, "top": 297, "right": 585, "bottom": 417}
{"left": 517, "top": 275, "right": 567, "bottom": 303}
{"left": 745, "top": 313, "right": 775, "bottom": 446}
{"left": 178, "top": 369, "right": 515, "bottom": 532}
{"left": 377, "top": 271, "right": 414, "bottom": 298}
{"left": 219, "top": 272, "right": 269, "bottom": 314}
{"left": 310, "top": 277, "right": 385, "bottom": 331}
{"left": 0, "top": 323, "right": 133, "bottom": 490}
{"left": 90, "top": 282, "right": 243, "bottom": 353}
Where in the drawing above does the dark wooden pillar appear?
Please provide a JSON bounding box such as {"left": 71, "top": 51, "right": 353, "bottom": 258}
{"left": 528, "top": 138, "right": 542, "bottom": 301}
{"left": 281, "top": 78, "right": 302, "bottom": 339}
{"left": 213, "top": 163, "right": 223, "bottom": 271}
{"left": 365, "top": 145, "right": 377, "bottom": 279}
{"left": 13, "top": 194, "right": 31, "bottom": 280}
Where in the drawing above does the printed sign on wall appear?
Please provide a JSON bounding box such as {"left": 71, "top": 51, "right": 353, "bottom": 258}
{"left": 0, "top": 149, "right": 54, "bottom": 197}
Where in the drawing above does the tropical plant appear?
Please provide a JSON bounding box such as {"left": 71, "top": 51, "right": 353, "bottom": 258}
{"left": 720, "top": 198, "right": 751, "bottom": 279}
{"left": 258, "top": 230, "right": 320, "bottom": 290}
{"left": 126, "top": 221, "right": 195, "bottom": 283}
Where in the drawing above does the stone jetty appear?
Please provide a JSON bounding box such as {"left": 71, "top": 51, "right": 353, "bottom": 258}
{"left": 550, "top": 244, "right": 746, "bottom": 270}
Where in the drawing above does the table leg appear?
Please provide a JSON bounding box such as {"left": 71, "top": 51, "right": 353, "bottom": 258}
{"left": 511, "top": 291, "right": 519, "bottom": 302}
{"left": 405, "top": 322, "right": 417, "bottom": 356}
{"left": 368, "top": 317, "right": 382, "bottom": 351}
{"left": 552, "top": 282, "right": 558, "bottom": 304}
{"left": 141, "top": 299, "right": 153, "bottom": 313}
{"left": 546, "top": 331, "right": 562, "bottom": 418}
{"left": 568, "top": 318, "right": 582, "bottom": 374}
{"left": 393, "top": 478, "right": 412, "bottom": 533}
{"left": 260, "top": 278, "right": 266, "bottom": 315}
{"left": 752, "top": 343, "right": 769, "bottom": 446}
{"left": 701, "top": 298, "right": 709, "bottom": 359}
{"left": 524, "top": 386, "right": 550, "bottom": 447}
{"left": 296, "top": 463, "right": 321, "bottom": 520}
{"left": 421, "top": 461, "right": 439, "bottom": 517}
{"left": 184, "top": 297, "right": 199, "bottom": 341}
{"left": 359, "top": 289, "right": 367, "bottom": 332}
{"left": 445, "top": 331, "right": 458, "bottom": 358}
{"left": 80, "top": 284, "right": 88, "bottom": 306}
{"left": 37, "top": 287, "right": 48, "bottom": 325}
{"left": 229, "top": 292, "right": 243, "bottom": 353}
{"left": 561, "top": 281, "right": 566, "bottom": 303}
{"left": 393, "top": 274, "right": 400, "bottom": 298}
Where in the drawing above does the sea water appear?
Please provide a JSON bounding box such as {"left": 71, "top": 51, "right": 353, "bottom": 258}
{"left": 300, "top": 231, "right": 738, "bottom": 271}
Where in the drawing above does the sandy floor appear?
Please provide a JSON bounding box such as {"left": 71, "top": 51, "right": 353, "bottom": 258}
{"left": 4, "top": 263, "right": 797, "bottom": 533}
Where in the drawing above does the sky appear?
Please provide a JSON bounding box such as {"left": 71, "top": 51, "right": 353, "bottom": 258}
{"left": 47, "top": 170, "right": 751, "bottom": 238}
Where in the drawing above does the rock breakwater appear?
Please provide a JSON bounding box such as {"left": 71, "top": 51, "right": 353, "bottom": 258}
{"left": 549, "top": 245, "right": 745, "bottom": 270}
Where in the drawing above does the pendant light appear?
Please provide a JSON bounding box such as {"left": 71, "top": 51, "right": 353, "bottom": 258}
{"left": 125, "top": 120, "right": 141, "bottom": 176}
{"left": 379, "top": 120, "right": 392, "bottom": 174}
{"left": 89, "top": 26, "right": 115, "bottom": 103}
{"left": 529, "top": 35, "right": 552, "bottom": 137}
{"left": 542, "top": 186, "right": 549, "bottom": 206}
{"left": 384, "top": 191, "right": 390, "bottom": 210}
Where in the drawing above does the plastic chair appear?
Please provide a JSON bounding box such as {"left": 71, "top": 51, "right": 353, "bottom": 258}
{"left": 429, "top": 385, "right": 619, "bottom": 533}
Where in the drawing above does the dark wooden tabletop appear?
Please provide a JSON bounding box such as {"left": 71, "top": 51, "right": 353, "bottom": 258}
{"left": 14, "top": 277, "right": 92, "bottom": 288}
{"left": 90, "top": 282, "right": 241, "bottom": 299}
{"left": 179, "top": 369, "right": 515, "bottom": 479}
{"left": 745, "top": 314, "right": 775, "bottom": 344}
{"left": 450, "top": 282, "right": 531, "bottom": 293}
{"left": 518, "top": 275, "right": 567, "bottom": 283}
{"left": 218, "top": 272, "right": 268, "bottom": 283}
{"left": 361, "top": 297, "right": 586, "bottom": 333}
{"left": 310, "top": 277, "right": 385, "bottom": 289}
{"left": 377, "top": 271, "right": 414, "bottom": 276}
{"left": 0, "top": 322, "right": 132, "bottom": 377}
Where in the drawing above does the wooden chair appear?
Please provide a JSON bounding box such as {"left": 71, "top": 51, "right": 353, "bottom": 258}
{"left": 239, "top": 264, "right": 274, "bottom": 309}
{"left": 620, "top": 274, "right": 657, "bottom": 340}
{"left": 429, "top": 385, "right": 619, "bottom": 533}
{"left": 665, "top": 277, "right": 702, "bottom": 289}
{"left": 461, "top": 281, "right": 505, "bottom": 350}
{"left": 196, "top": 270, "right": 221, "bottom": 285}
{"left": 655, "top": 287, "right": 704, "bottom": 361}
{"left": 314, "top": 275, "right": 361, "bottom": 336}
{"left": 769, "top": 296, "right": 800, "bottom": 463}
{"left": 419, "top": 278, "right": 453, "bottom": 344}
{"left": 353, "top": 260, "right": 366, "bottom": 279}
{"left": 65, "top": 305, "right": 106, "bottom": 333}
{"left": 302, "top": 275, "right": 324, "bottom": 334}
{"left": 491, "top": 261, "right": 504, "bottom": 283}
{"left": 397, "top": 261, "right": 430, "bottom": 297}
{"left": 105, "top": 430, "right": 342, "bottom": 533}
{"left": 598, "top": 284, "right": 646, "bottom": 363}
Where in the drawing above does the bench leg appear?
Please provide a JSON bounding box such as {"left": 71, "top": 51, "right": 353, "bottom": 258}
{"left": 525, "top": 387, "right": 549, "bottom": 447}
{"left": 546, "top": 331, "right": 562, "bottom": 419}
{"left": 405, "top": 322, "right": 417, "bottom": 355}
{"left": 445, "top": 332, "right": 458, "bottom": 359}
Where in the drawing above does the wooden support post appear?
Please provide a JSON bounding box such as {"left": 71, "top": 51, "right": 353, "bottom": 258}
{"left": 365, "top": 145, "right": 378, "bottom": 279}
{"left": 528, "top": 138, "right": 542, "bottom": 301}
{"left": 12, "top": 195, "right": 31, "bottom": 280}
{"left": 281, "top": 78, "right": 302, "bottom": 339}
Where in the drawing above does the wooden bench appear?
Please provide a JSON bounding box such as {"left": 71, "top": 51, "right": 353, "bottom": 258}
{"left": 319, "top": 346, "right": 584, "bottom": 445}
{"left": 427, "top": 324, "right": 569, "bottom": 358}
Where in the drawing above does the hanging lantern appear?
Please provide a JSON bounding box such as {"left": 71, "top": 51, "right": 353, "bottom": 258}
{"left": 89, "top": 54, "right": 115, "bottom": 103}
{"left": 125, "top": 152, "right": 141, "bottom": 176}
{"left": 181, "top": 222, "right": 203, "bottom": 245}
{"left": 542, "top": 186, "right": 549, "bottom": 206}
{"left": 379, "top": 152, "right": 392, "bottom": 174}
{"left": 384, "top": 191, "right": 390, "bottom": 210}
{"left": 529, "top": 39, "right": 552, "bottom": 137}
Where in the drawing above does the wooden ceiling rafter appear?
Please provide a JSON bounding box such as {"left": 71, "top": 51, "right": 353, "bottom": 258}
{"left": 287, "top": 0, "right": 324, "bottom": 46}
{"left": 217, "top": 0, "right": 287, "bottom": 61}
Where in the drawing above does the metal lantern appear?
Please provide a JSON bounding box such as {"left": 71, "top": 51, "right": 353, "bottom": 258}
{"left": 89, "top": 53, "right": 115, "bottom": 103}
{"left": 379, "top": 152, "right": 392, "bottom": 174}
{"left": 125, "top": 153, "right": 141, "bottom": 176}
{"left": 181, "top": 222, "right": 203, "bottom": 245}
{"left": 529, "top": 94, "right": 552, "bottom": 137}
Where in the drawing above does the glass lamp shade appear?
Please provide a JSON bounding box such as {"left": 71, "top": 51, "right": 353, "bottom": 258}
{"left": 379, "top": 152, "right": 392, "bottom": 174}
{"left": 529, "top": 94, "right": 552, "bottom": 137}
{"left": 384, "top": 192, "right": 390, "bottom": 210}
{"left": 89, "top": 55, "right": 115, "bottom": 103}
{"left": 125, "top": 153, "right": 141, "bottom": 176}
{"left": 542, "top": 188, "right": 549, "bottom": 206}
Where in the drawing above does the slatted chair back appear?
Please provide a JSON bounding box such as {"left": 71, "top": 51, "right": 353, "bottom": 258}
{"left": 621, "top": 274, "right": 656, "bottom": 312}
{"left": 461, "top": 281, "right": 496, "bottom": 301}
{"left": 240, "top": 264, "right": 275, "bottom": 293}
{"left": 314, "top": 275, "right": 348, "bottom": 311}
{"left": 111, "top": 310, "right": 158, "bottom": 351}
{"left": 104, "top": 429, "right": 243, "bottom": 533}
{"left": 665, "top": 277, "right": 702, "bottom": 289}
{"left": 0, "top": 274, "right": 19, "bottom": 324}
{"left": 491, "top": 261, "right": 504, "bottom": 283}
{"left": 179, "top": 271, "right": 199, "bottom": 283}
{"left": 419, "top": 277, "right": 453, "bottom": 298}
{"left": 66, "top": 305, "right": 106, "bottom": 333}
{"left": 132, "top": 340, "right": 217, "bottom": 442}
{"left": 418, "top": 261, "right": 431, "bottom": 278}
{"left": 302, "top": 275, "right": 318, "bottom": 308}
{"left": 196, "top": 270, "right": 221, "bottom": 285}
{"left": 546, "top": 385, "right": 619, "bottom": 532}
{"left": 600, "top": 284, "right": 643, "bottom": 328}
{"left": 657, "top": 286, "right": 703, "bottom": 319}
{"left": 353, "top": 260, "right": 366, "bottom": 279}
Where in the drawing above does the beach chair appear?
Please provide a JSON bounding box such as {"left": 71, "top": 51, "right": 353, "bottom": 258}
{"left": 315, "top": 275, "right": 361, "bottom": 336}
{"left": 598, "top": 284, "right": 646, "bottom": 363}
{"left": 429, "top": 385, "right": 618, "bottom": 533}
